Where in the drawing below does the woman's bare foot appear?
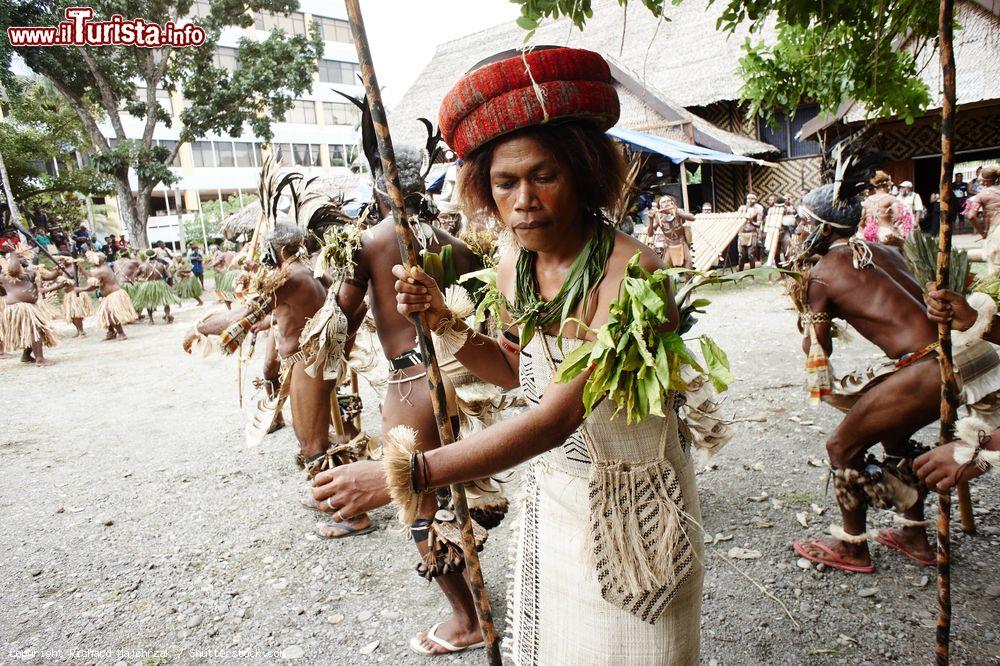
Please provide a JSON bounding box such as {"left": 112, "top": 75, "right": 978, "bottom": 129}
{"left": 20, "top": 349, "right": 34, "bottom": 363}
{"left": 34, "top": 358, "right": 56, "bottom": 366}
{"left": 0, "top": 351, "right": 14, "bottom": 359}
{"left": 411, "top": 616, "right": 483, "bottom": 655}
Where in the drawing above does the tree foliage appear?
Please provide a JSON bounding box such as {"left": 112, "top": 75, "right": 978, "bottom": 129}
{"left": 1, "top": 0, "right": 323, "bottom": 246}
{"left": 0, "top": 78, "right": 114, "bottom": 230}
{"left": 511, "top": 0, "right": 939, "bottom": 124}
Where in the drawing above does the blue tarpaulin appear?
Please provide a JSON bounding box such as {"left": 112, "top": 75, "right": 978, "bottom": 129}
{"left": 607, "top": 126, "right": 772, "bottom": 166}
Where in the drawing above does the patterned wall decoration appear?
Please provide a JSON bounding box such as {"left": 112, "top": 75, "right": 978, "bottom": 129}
{"left": 877, "top": 111, "right": 1000, "bottom": 159}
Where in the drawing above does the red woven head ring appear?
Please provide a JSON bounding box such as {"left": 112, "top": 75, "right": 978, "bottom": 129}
{"left": 438, "top": 47, "right": 620, "bottom": 160}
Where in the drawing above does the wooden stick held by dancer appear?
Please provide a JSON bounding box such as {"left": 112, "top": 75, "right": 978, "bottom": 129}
{"left": 934, "top": 1, "right": 957, "bottom": 662}
{"left": 342, "top": 3, "right": 502, "bottom": 664}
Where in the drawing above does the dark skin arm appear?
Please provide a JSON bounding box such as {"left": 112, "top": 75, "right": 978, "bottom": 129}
{"left": 802, "top": 278, "right": 834, "bottom": 356}
{"left": 914, "top": 426, "right": 998, "bottom": 492}
{"left": 924, "top": 286, "right": 1000, "bottom": 344}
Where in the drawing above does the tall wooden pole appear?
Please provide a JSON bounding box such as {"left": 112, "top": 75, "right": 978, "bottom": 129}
{"left": 934, "top": 1, "right": 957, "bottom": 663}
{"left": 342, "top": 3, "right": 501, "bottom": 664}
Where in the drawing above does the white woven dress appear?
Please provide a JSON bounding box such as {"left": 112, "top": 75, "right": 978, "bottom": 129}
{"left": 505, "top": 334, "right": 704, "bottom": 665}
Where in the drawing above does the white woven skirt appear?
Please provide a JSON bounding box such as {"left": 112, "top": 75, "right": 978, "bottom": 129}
{"left": 506, "top": 461, "right": 703, "bottom": 665}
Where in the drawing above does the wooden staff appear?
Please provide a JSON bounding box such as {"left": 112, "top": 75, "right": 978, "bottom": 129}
{"left": 342, "top": 2, "right": 501, "bottom": 664}
{"left": 934, "top": 1, "right": 957, "bottom": 662}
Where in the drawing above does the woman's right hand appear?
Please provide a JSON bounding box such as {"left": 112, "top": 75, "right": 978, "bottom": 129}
{"left": 392, "top": 264, "right": 449, "bottom": 329}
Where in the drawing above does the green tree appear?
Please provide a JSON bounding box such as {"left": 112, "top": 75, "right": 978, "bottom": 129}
{"left": 511, "top": 0, "right": 939, "bottom": 124}
{"left": 0, "top": 77, "right": 113, "bottom": 231}
{"left": 1, "top": 0, "right": 323, "bottom": 246}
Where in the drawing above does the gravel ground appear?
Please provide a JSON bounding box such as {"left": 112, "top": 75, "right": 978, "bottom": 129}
{"left": 1, "top": 281, "right": 997, "bottom": 665}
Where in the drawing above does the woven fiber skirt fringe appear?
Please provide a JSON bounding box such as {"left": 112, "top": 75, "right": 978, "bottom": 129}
{"left": 63, "top": 290, "right": 95, "bottom": 320}
{"left": 97, "top": 289, "right": 139, "bottom": 327}
{"left": 505, "top": 461, "right": 703, "bottom": 665}
{"left": 132, "top": 279, "right": 180, "bottom": 311}
{"left": 175, "top": 275, "right": 203, "bottom": 300}
{"left": 214, "top": 269, "right": 239, "bottom": 301}
{"left": 0, "top": 301, "right": 60, "bottom": 349}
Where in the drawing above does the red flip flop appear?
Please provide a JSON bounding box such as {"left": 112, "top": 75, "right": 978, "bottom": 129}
{"left": 874, "top": 530, "right": 936, "bottom": 566}
{"left": 793, "top": 539, "right": 876, "bottom": 574}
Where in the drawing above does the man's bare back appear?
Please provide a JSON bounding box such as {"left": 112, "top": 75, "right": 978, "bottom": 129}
{"left": 89, "top": 264, "right": 123, "bottom": 296}
{"left": 271, "top": 263, "right": 328, "bottom": 358}
{"left": 347, "top": 218, "right": 482, "bottom": 359}
{"left": 809, "top": 243, "right": 935, "bottom": 358}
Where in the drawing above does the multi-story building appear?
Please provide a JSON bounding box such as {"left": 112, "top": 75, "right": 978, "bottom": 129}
{"left": 102, "top": 0, "right": 363, "bottom": 245}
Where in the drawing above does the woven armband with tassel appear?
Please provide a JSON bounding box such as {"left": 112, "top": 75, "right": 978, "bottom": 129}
{"left": 431, "top": 285, "right": 475, "bottom": 361}
{"left": 952, "top": 292, "right": 997, "bottom": 349}
{"left": 382, "top": 425, "right": 433, "bottom": 525}
{"left": 954, "top": 415, "right": 1000, "bottom": 472}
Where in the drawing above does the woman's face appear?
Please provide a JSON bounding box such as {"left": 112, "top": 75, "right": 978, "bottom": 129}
{"left": 489, "top": 135, "right": 579, "bottom": 252}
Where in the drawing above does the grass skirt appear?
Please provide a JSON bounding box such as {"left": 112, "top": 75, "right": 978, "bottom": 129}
{"left": 0, "top": 301, "right": 60, "bottom": 349}
{"left": 63, "top": 290, "right": 95, "bottom": 320}
{"left": 214, "top": 269, "right": 239, "bottom": 302}
{"left": 175, "top": 275, "right": 203, "bottom": 300}
{"left": 132, "top": 279, "right": 180, "bottom": 311}
{"left": 121, "top": 282, "right": 137, "bottom": 301}
{"left": 97, "top": 289, "right": 139, "bottom": 327}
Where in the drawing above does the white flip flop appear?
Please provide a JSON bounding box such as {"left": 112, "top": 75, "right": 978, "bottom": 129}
{"left": 408, "top": 622, "right": 486, "bottom": 656}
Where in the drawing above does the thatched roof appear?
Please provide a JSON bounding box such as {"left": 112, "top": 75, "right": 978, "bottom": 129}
{"left": 798, "top": 1, "right": 1000, "bottom": 137}
{"left": 220, "top": 200, "right": 262, "bottom": 240}
{"left": 220, "top": 172, "right": 367, "bottom": 240}
{"left": 389, "top": 0, "right": 775, "bottom": 153}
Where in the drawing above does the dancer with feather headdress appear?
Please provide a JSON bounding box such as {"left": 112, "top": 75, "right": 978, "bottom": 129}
{"left": 182, "top": 154, "right": 376, "bottom": 538}
{"left": 787, "top": 139, "right": 1000, "bottom": 574}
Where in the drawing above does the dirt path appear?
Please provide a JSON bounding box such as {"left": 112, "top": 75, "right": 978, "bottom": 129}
{"left": 1, "top": 282, "right": 997, "bottom": 665}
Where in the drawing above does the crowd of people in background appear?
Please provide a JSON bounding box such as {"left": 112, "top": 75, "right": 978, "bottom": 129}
{"left": 619, "top": 162, "right": 998, "bottom": 272}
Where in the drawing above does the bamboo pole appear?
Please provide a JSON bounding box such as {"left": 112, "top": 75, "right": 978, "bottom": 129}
{"left": 342, "top": 3, "right": 501, "bottom": 664}
{"left": 934, "top": 1, "right": 957, "bottom": 663}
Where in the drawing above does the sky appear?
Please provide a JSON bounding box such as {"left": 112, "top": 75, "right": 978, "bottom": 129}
{"left": 359, "top": 0, "right": 521, "bottom": 107}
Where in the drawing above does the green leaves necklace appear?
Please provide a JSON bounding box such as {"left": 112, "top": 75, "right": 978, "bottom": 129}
{"left": 504, "top": 220, "right": 615, "bottom": 346}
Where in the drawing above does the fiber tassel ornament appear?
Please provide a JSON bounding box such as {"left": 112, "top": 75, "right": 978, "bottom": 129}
{"left": 381, "top": 425, "right": 428, "bottom": 525}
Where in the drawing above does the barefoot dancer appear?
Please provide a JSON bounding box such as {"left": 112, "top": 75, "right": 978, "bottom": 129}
{"left": 315, "top": 48, "right": 707, "bottom": 663}
{"left": 170, "top": 254, "right": 205, "bottom": 306}
{"left": 184, "top": 219, "right": 374, "bottom": 537}
{"left": 77, "top": 251, "right": 138, "bottom": 340}
{"left": 56, "top": 257, "right": 93, "bottom": 337}
{"left": 0, "top": 251, "right": 61, "bottom": 365}
{"left": 788, "top": 180, "right": 997, "bottom": 572}
{"left": 134, "top": 250, "right": 179, "bottom": 324}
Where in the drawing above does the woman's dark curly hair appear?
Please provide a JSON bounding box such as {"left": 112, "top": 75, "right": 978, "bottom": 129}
{"left": 456, "top": 120, "right": 626, "bottom": 221}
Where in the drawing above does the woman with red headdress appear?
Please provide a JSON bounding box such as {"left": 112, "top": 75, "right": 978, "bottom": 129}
{"left": 314, "top": 48, "right": 706, "bottom": 663}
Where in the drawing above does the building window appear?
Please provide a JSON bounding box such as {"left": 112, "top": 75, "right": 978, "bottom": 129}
{"left": 291, "top": 143, "right": 311, "bottom": 166}
{"left": 316, "top": 17, "right": 352, "bottom": 43}
{"left": 323, "top": 101, "right": 360, "bottom": 126}
{"left": 213, "top": 47, "right": 238, "bottom": 72}
{"left": 157, "top": 139, "right": 182, "bottom": 167}
{"left": 216, "top": 141, "right": 235, "bottom": 167}
{"left": 308, "top": 144, "right": 321, "bottom": 166}
{"left": 329, "top": 144, "right": 346, "bottom": 167}
{"left": 254, "top": 143, "right": 264, "bottom": 166}
{"left": 318, "top": 59, "right": 361, "bottom": 85}
{"left": 191, "top": 141, "right": 215, "bottom": 167}
{"left": 155, "top": 89, "right": 174, "bottom": 117}
{"left": 254, "top": 10, "right": 306, "bottom": 36}
{"left": 283, "top": 99, "right": 317, "bottom": 124}
{"left": 234, "top": 141, "right": 256, "bottom": 167}
{"left": 757, "top": 105, "right": 821, "bottom": 160}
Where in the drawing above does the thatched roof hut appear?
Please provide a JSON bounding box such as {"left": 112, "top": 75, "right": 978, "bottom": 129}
{"left": 388, "top": 0, "right": 778, "bottom": 156}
